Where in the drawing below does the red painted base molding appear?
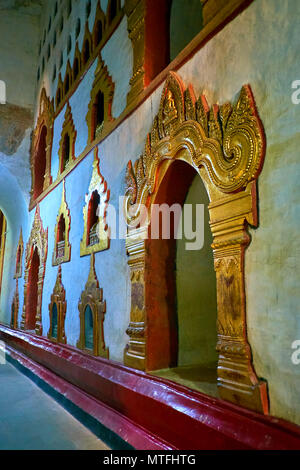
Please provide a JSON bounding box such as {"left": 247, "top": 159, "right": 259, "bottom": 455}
{"left": 1, "top": 324, "right": 300, "bottom": 450}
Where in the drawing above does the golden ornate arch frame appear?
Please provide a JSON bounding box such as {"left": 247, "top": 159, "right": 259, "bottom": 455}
{"left": 85, "top": 54, "right": 115, "bottom": 144}
{"left": 77, "top": 253, "right": 109, "bottom": 358}
{"left": 93, "top": 1, "right": 107, "bottom": 50}
{"left": 123, "top": 72, "right": 268, "bottom": 414}
{"left": 30, "top": 88, "right": 54, "bottom": 203}
{"left": 52, "top": 180, "right": 71, "bottom": 266}
{"left": 48, "top": 265, "right": 67, "bottom": 344}
{"left": 81, "top": 23, "right": 93, "bottom": 67}
{"left": 57, "top": 102, "right": 77, "bottom": 176}
{"left": 20, "top": 205, "right": 48, "bottom": 335}
{"left": 80, "top": 149, "right": 110, "bottom": 256}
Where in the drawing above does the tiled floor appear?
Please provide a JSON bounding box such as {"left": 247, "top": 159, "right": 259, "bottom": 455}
{"left": 0, "top": 361, "right": 110, "bottom": 450}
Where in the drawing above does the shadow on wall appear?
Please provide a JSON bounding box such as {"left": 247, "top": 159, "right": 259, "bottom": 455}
{"left": 0, "top": 163, "right": 29, "bottom": 324}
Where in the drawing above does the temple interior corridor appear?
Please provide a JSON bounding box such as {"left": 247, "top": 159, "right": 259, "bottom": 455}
{"left": 0, "top": 0, "right": 300, "bottom": 452}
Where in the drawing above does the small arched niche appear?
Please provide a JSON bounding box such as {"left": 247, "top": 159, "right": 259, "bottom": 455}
{"left": 83, "top": 39, "right": 91, "bottom": 64}
{"left": 52, "top": 181, "right": 71, "bottom": 266}
{"left": 34, "top": 125, "right": 47, "bottom": 199}
{"left": 73, "top": 57, "right": 80, "bottom": 80}
{"left": 48, "top": 265, "right": 67, "bottom": 344}
{"left": 56, "top": 214, "right": 66, "bottom": 258}
{"left": 65, "top": 73, "right": 70, "bottom": 94}
{"left": 31, "top": 88, "right": 54, "bottom": 203}
{"left": 87, "top": 190, "right": 100, "bottom": 247}
{"left": 94, "top": 19, "right": 103, "bottom": 48}
{"left": 80, "top": 149, "right": 109, "bottom": 256}
{"left": 56, "top": 87, "right": 61, "bottom": 107}
{"left": 25, "top": 246, "right": 40, "bottom": 331}
{"left": 107, "top": 0, "right": 120, "bottom": 25}
{"left": 92, "top": 91, "right": 105, "bottom": 140}
{"left": 58, "top": 102, "right": 77, "bottom": 176}
{"left": 77, "top": 254, "right": 108, "bottom": 357}
{"left": 61, "top": 132, "right": 70, "bottom": 171}
{"left": 85, "top": 56, "right": 114, "bottom": 144}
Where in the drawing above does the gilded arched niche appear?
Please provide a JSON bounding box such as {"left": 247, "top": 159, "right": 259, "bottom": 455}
{"left": 77, "top": 253, "right": 108, "bottom": 358}
{"left": 82, "top": 22, "right": 93, "bottom": 66}
{"left": 52, "top": 180, "right": 71, "bottom": 266}
{"left": 48, "top": 265, "right": 67, "bottom": 344}
{"left": 57, "top": 102, "right": 77, "bottom": 176}
{"left": 85, "top": 55, "right": 114, "bottom": 144}
{"left": 30, "top": 88, "right": 54, "bottom": 203}
{"left": 20, "top": 205, "right": 48, "bottom": 335}
{"left": 80, "top": 149, "right": 110, "bottom": 256}
{"left": 123, "top": 71, "right": 268, "bottom": 414}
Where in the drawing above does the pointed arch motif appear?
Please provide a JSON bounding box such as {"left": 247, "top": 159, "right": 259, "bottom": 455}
{"left": 80, "top": 149, "right": 110, "bottom": 256}
{"left": 58, "top": 102, "right": 77, "bottom": 175}
{"left": 93, "top": 1, "right": 106, "bottom": 49}
{"left": 72, "top": 42, "right": 82, "bottom": 82}
{"left": 52, "top": 181, "right": 71, "bottom": 266}
{"left": 86, "top": 54, "right": 114, "bottom": 143}
{"left": 81, "top": 23, "right": 93, "bottom": 66}
{"left": 56, "top": 74, "right": 63, "bottom": 108}
{"left": 21, "top": 205, "right": 48, "bottom": 335}
{"left": 106, "top": 0, "right": 121, "bottom": 25}
{"left": 30, "top": 88, "right": 54, "bottom": 203}
{"left": 48, "top": 265, "right": 67, "bottom": 344}
{"left": 63, "top": 61, "right": 73, "bottom": 96}
{"left": 123, "top": 71, "right": 268, "bottom": 415}
{"left": 14, "top": 229, "right": 24, "bottom": 279}
{"left": 77, "top": 253, "right": 108, "bottom": 357}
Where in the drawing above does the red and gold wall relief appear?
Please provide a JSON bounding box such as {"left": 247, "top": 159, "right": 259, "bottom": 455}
{"left": 48, "top": 265, "right": 67, "bottom": 344}
{"left": 21, "top": 205, "right": 48, "bottom": 336}
{"left": 52, "top": 181, "right": 71, "bottom": 266}
{"left": 30, "top": 88, "right": 54, "bottom": 205}
{"left": 77, "top": 253, "right": 109, "bottom": 358}
{"left": 124, "top": 71, "right": 268, "bottom": 414}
